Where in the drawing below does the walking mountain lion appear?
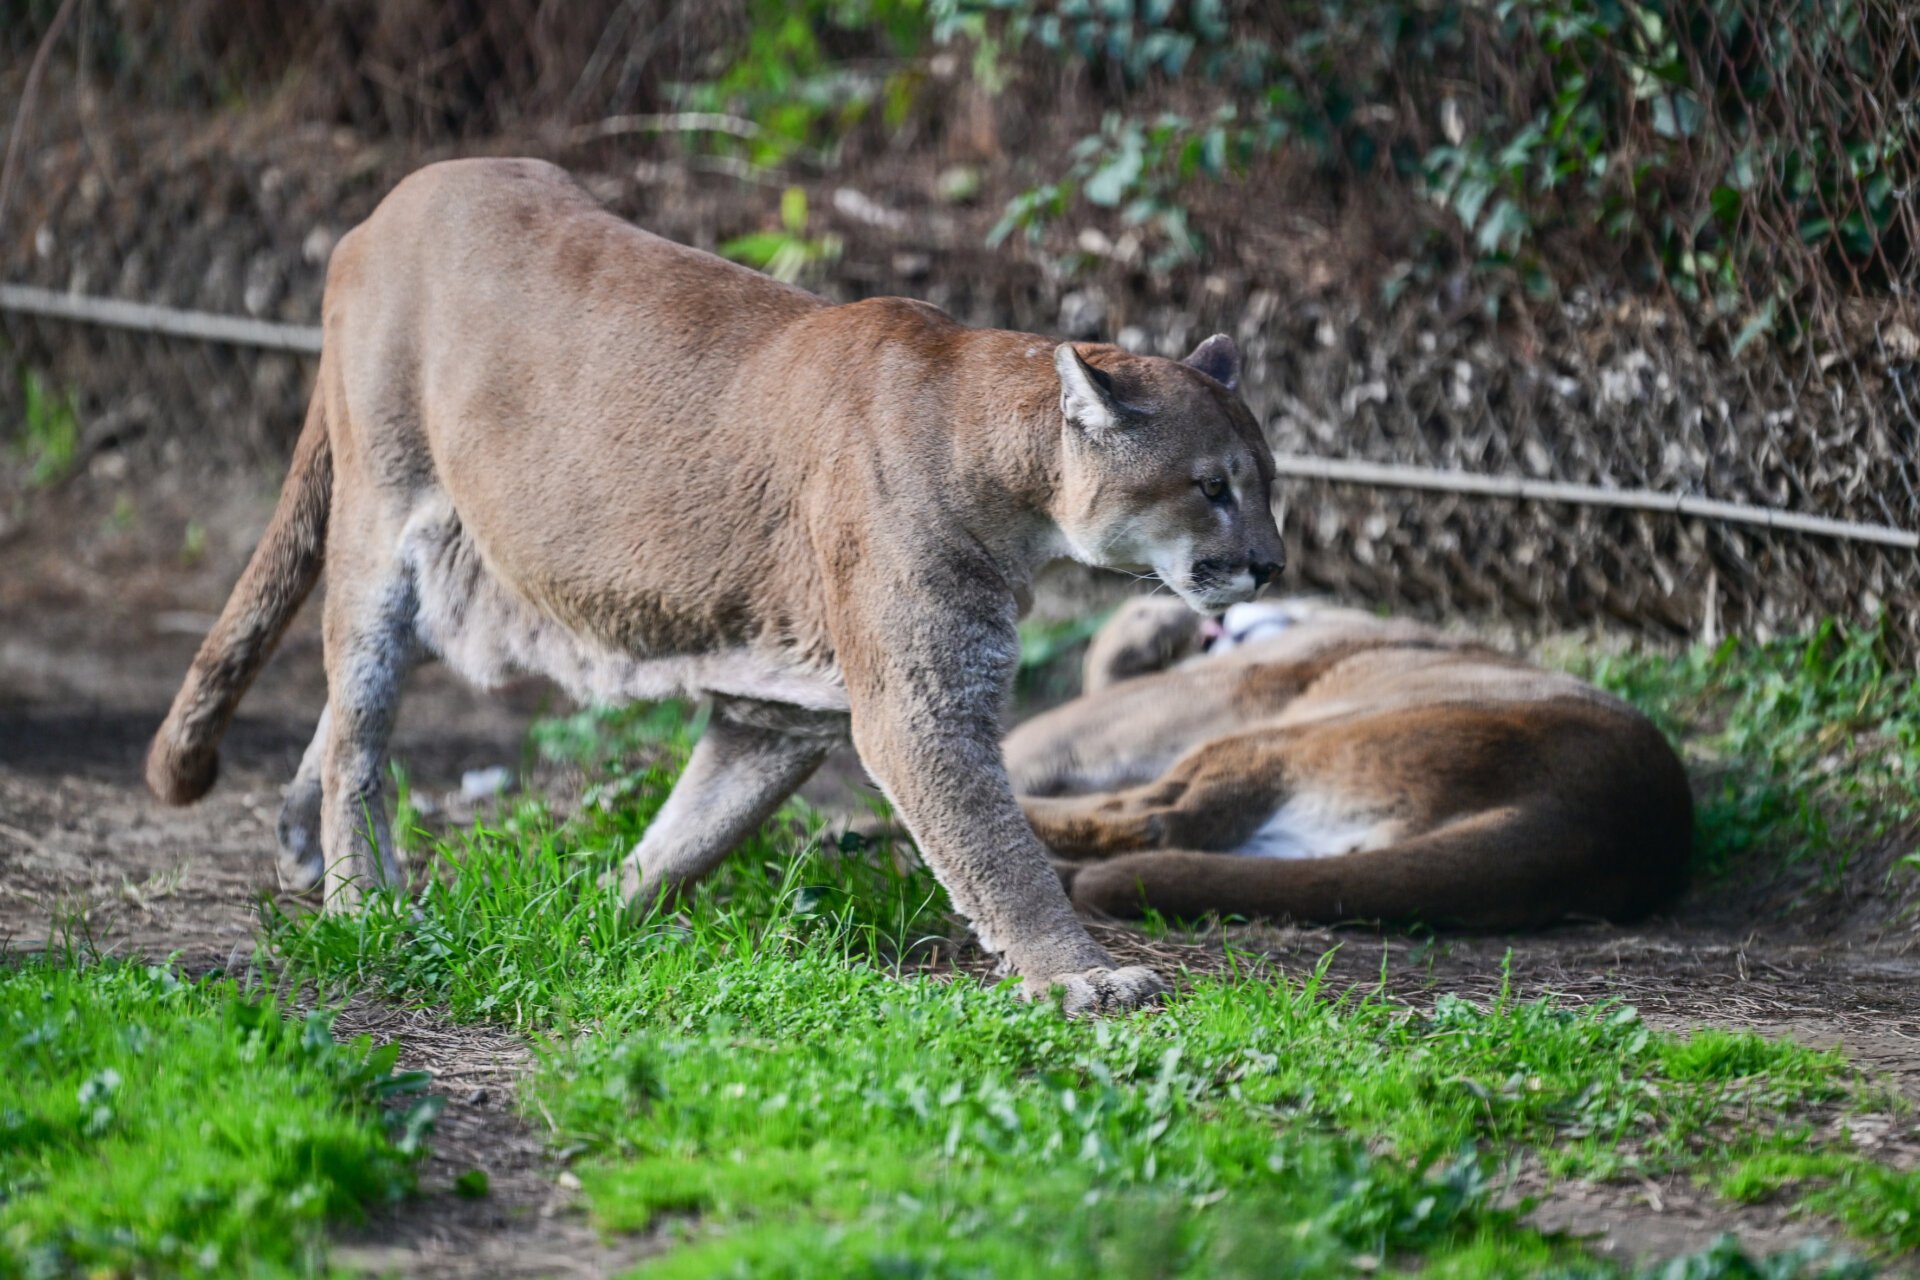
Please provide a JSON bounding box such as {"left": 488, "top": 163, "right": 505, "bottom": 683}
{"left": 144, "top": 158, "right": 1285, "bottom": 1014}
{"left": 1005, "top": 598, "right": 1692, "bottom": 928}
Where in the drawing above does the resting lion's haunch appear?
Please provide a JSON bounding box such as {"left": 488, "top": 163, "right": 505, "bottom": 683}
{"left": 1007, "top": 599, "right": 1692, "bottom": 929}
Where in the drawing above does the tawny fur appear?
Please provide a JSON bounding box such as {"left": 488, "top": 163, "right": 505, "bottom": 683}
{"left": 144, "top": 159, "right": 1285, "bottom": 1014}
{"left": 1005, "top": 598, "right": 1692, "bottom": 929}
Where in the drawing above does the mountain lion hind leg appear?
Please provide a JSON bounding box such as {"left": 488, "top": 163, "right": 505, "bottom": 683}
{"left": 275, "top": 703, "right": 330, "bottom": 893}
{"left": 614, "top": 697, "right": 838, "bottom": 910}
{"left": 315, "top": 504, "right": 421, "bottom": 911}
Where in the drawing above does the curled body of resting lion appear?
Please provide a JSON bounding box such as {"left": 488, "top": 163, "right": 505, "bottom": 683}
{"left": 143, "top": 158, "right": 1284, "bottom": 1014}
{"left": 1006, "top": 598, "right": 1692, "bottom": 929}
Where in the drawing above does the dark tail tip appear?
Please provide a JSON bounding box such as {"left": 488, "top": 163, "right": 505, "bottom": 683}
{"left": 145, "top": 732, "right": 219, "bottom": 806}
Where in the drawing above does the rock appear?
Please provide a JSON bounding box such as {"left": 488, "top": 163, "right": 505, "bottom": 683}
{"left": 243, "top": 252, "right": 283, "bottom": 317}
{"left": 1057, "top": 289, "right": 1106, "bottom": 339}
{"left": 461, "top": 766, "right": 512, "bottom": 800}
{"left": 936, "top": 165, "right": 982, "bottom": 205}
{"left": 301, "top": 225, "right": 337, "bottom": 267}
{"left": 1881, "top": 323, "right": 1919, "bottom": 363}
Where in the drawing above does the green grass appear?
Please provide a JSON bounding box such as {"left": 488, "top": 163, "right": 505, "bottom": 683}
{"left": 0, "top": 955, "right": 433, "bottom": 1278}
{"left": 1573, "top": 618, "right": 1920, "bottom": 886}
{"left": 12, "top": 368, "right": 79, "bottom": 488}
{"left": 264, "top": 686, "right": 1916, "bottom": 1277}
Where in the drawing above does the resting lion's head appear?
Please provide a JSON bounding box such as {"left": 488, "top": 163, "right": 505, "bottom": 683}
{"left": 1049, "top": 334, "right": 1284, "bottom": 615}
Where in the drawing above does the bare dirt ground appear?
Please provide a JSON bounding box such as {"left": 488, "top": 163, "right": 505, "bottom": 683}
{"left": 4, "top": 479, "right": 1918, "bottom": 1276}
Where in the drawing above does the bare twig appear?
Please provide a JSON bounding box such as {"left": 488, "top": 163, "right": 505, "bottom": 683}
{"left": 0, "top": 0, "right": 81, "bottom": 240}
{"left": 564, "top": 111, "right": 762, "bottom": 145}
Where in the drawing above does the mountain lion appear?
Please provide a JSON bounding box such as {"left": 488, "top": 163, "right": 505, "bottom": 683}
{"left": 1006, "top": 598, "right": 1691, "bottom": 928}
{"left": 144, "top": 158, "right": 1284, "bottom": 1014}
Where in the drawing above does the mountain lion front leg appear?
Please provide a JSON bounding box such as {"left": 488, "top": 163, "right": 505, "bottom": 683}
{"left": 616, "top": 697, "right": 835, "bottom": 911}
{"left": 840, "top": 597, "right": 1166, "bottom": 1015}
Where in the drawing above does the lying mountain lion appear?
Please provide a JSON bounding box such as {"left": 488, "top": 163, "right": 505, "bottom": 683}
{"left": 144, "top": 158, "right": 1285, "bottom": 1013}
{"left": 1005, "top": 598, "right": 1692, "bottom": 928}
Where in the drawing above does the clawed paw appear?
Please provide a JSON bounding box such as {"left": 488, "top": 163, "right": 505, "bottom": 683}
{"left": 1037, "top": 965, "right": 1170, "bottom": 1016}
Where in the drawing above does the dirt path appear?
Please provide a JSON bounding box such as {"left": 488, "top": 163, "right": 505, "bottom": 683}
{"left": 5, "top": 512, "right": 1919, "bottom": 1275}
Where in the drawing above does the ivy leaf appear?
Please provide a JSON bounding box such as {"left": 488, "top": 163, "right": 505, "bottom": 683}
{"left": 1476, "top": 198, "right": 1530, "bottom": 254}
{"left": 1084, "top": 139, "right": 1145, "bottom": 207}
{"left": 1710, "top": 185, "right": 1743, "bottom": 228}
{"left": 1650, "top": 91, "right": 1701, "bottom": 140}
{"left": 1452, "top": 173, "right": 1494, "bottom": 230}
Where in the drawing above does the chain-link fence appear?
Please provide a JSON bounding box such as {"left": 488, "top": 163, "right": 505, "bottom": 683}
{"left": 1, "top": 1, "right": 1915, "bottom": 648}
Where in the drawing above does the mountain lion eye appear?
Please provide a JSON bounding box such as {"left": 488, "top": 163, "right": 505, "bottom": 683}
{"left": 1198, "top": 476, "right": 1229, "bottom": 502}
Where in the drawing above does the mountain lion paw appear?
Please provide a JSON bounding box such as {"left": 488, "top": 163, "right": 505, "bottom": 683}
{"left": 1038, "top": 965, "right": 1170, "bottom": 1016}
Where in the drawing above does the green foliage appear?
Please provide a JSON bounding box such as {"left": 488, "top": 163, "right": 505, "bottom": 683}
{"left": 675, "top": 0, "right": 930, "bottom": 169}
{"left": 1721, "top": 1153, "right": 1920, "bottom": 1251}
{"left": 1660, "top": 1028, "right": 1846, "bottom": 1085}
{"left": 453, "top": 1168, "right": 491, "bottom": 1199}
{"left": 0, "top": 958, "right": 428, "bottom": 1278}
{"left": 1014, "top": 608, "right": 1113, "bottom": 701}
{"left": 721, "top": 187, "right": 845, "bottom": 283}
{"left": 13, "top": 369, "right": 79, "bottom": 488}
{"left": 262, "top": 692, "right": 1916, "bottom": 1274}
{"left": 961, "top": 0, "right": 1312, "bottom": 266}
{"left": 938, "top": 0, "right": 1909, "bottom": 309}
{"left": 1640, "top": 1236, "right": 1874, "bottom": 1280}
{"left": 1419, "top": 0, "right": 1914, "bottom": 312}
{"left": 989, "top": 110, "right": 1232, "bottom": 268}
{"left": 273, "top": 702, "right": 947, "bottom": 1027}
{"left": 1576, "top": 619, "right": 1920, "bottom": 885}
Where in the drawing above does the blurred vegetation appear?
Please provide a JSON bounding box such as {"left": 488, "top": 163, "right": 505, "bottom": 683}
{"left": 9, "top": 1, "right": 1905, "bottom": 331}
{"left": 719, "top": 186, "right": 845, "bottom": 281}
{"left": 673, "top": 0, "right": 930, "bottom": 168}
{"left": 0, "top": 957, "right": 432, "bottom": 1277}
{"left": 10, "top": 367, "right": 77, "bottom": 488}
{"left": 1576, "top": 618, "right": 1920, "bottom": 889}
{"left": 664, "top": 0, "right": 1913, "bottom": 329}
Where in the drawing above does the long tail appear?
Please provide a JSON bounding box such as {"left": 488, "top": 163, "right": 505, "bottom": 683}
{"left": 145, "top": 381, "right": 333, "bottom": 804}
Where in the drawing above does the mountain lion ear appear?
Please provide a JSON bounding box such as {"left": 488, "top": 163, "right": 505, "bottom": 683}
{"left": 1054, "top": 343, "right": 1124, "bottom": 432}
{"left": 1182, "top": 333, "right": 1239, "bottom": 390}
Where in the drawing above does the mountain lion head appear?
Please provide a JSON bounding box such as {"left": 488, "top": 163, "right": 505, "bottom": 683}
{"left": 1050, "top": 335, "right": 1285, "bottom": 614}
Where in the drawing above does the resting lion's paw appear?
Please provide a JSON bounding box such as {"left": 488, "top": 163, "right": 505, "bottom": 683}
{"left": 1038, "top": 965, "right": 1170, "bottom": 1016}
